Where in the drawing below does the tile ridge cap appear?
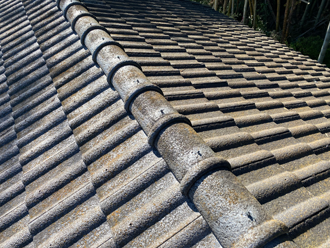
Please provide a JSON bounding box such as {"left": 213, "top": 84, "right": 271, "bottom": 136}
{"left": 56, "top": 1, "right": 299, "bottom": 247}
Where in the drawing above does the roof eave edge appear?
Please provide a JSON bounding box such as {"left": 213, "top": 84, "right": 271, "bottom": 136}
{"left": 55, "top": 0, "right": 297, "bottom": 247}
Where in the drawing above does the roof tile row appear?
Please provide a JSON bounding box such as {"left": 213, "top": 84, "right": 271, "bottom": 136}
{"left": 2, "top": 0, "right": 330, "bottom": 246}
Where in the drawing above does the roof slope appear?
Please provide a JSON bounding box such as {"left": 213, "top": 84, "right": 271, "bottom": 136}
{"left": 0, "top": 0, "right": 220, "bottom": 247}
{"left": 1, "top": 0, "right": 330, "bottom": 247}
{"left": 84, "top": 1, "right": 330, "bottom": 247}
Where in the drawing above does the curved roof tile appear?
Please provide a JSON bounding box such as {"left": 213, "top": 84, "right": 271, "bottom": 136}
{"left": 1, "top": 0, "right": 330, "bottom": 247}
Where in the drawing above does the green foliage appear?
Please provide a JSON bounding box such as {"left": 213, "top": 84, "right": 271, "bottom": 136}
{"left": 290, "top": 36, "right": 330, "bottom": 67}
{"left": 248, "top": 15, "right": 270, "bottom": 36}
{"left": 191, "top": 0, "right": 212, "bottom": 6}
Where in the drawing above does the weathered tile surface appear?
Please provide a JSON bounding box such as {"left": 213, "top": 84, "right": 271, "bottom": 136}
{"left": 1, "top": 0, "right": 330, "bottom": 247}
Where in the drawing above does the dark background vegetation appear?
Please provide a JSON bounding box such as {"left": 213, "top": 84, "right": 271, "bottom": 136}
{"left": 191, "top": 0, "right": 330, "bottom": 67}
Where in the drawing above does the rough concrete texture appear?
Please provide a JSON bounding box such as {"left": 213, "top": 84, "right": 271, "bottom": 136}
{"left": 1, "top": 0, "right": 330, "bottom": 247}
{"left": 57, "top": 0, "right": 295, "bottom": 246}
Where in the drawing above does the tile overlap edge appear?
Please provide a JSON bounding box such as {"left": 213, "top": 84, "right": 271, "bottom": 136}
{"left": 55, "top": 0, "right": 298, "bottom": 246}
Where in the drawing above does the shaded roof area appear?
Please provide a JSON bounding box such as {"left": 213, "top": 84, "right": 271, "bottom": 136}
{"left": 1, "top": 0, "right": 330, "bottom": 247}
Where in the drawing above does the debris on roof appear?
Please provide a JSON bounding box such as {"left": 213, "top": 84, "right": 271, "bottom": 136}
{"left": 1, "top": 0, "right": 330, "bottom": 247}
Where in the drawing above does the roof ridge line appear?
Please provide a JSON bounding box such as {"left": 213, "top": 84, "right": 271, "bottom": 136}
{"left": 55, "top": 0, "right": 297, "bottom": 247}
